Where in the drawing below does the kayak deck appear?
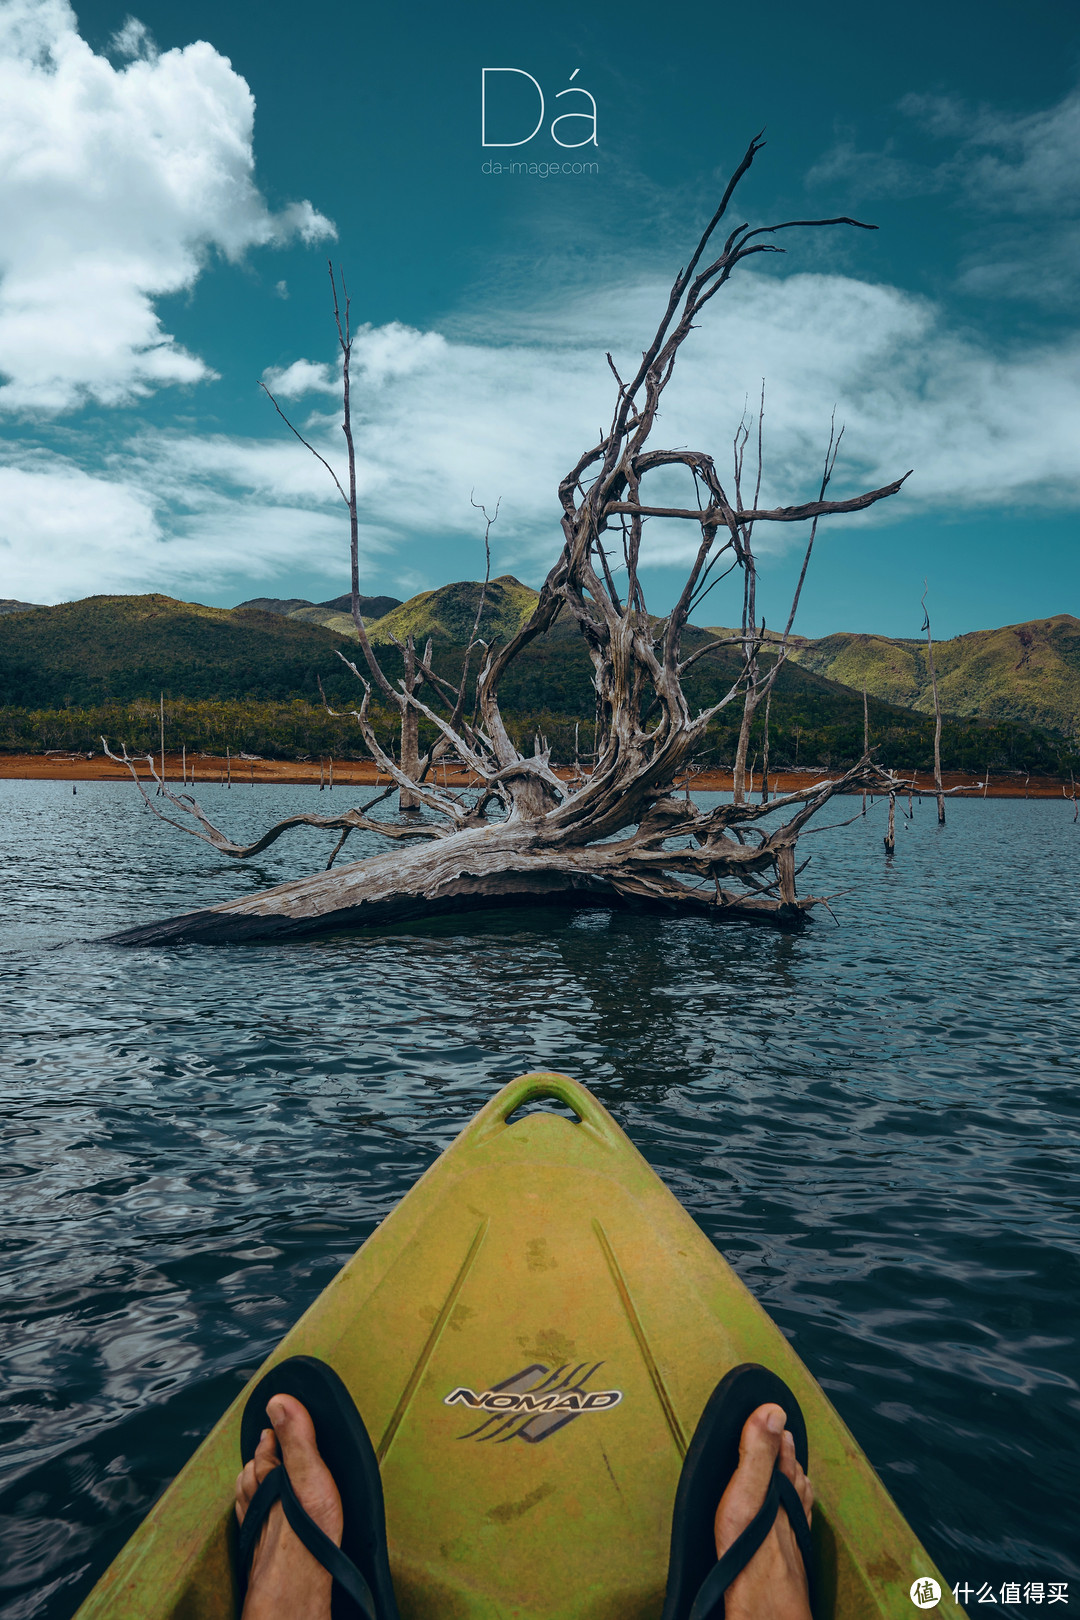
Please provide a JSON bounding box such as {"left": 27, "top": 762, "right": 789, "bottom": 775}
{"left": 75, "top": 1072, "right": 957, "bottom": 1618}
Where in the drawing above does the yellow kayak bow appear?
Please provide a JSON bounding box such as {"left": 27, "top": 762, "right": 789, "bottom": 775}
{"left": 76, "top": 1072, "right": 957, "bottom": 1619}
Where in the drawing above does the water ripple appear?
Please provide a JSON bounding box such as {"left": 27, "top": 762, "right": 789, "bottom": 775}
{"left": 0, "top": 782, "right": 1077, "bottom": 1615}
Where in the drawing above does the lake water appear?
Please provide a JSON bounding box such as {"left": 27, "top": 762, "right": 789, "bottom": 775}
{"left": 1, "top": 780, "right": 1078, "bottom": 1617}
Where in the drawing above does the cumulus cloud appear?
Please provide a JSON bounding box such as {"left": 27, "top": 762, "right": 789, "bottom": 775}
{"left": 262, "top": 358, "right": 339, "bottom": 398}
{"left": 0, "top": 453, "right": 365, "bottom": 602}
{"left": 0, "top": 0, "right": 335, "bottom": 412}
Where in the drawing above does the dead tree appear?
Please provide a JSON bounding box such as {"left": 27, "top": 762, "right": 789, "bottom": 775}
{"left": 396, "top": 637, "right": 426, "bottom": 812}
{"left": 727, "top": 390, "right": 842, "bottom": 808}
{"left": 104, "top": 135, "right": 910, "bottom": 947}
{"left": 921, "top": 586, "right": 946, "bottom": 825}
{"left": 884, "top": 791, "right": 896, "bottom": 855}
{"left": 260, "top": 267, "right": 443, "bottom": 812}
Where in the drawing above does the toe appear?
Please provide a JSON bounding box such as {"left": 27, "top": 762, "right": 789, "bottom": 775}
{"left": 714, "top": 1402, "right": 786, "bottom": 1555}
{"left": 778, "top": 1429, "right": 813, "bottom": 1523}
{"left": 235, "top": 1426, "right": 281, "bottom": 1526}
{"left": 795, "top": 1463, "right": 813, "bottom": 1522}
{"left": 779, "top": 1427, "right": 797, "bottom": 1481}
{"left": 235, "top": 1460, "right": 259, "bottom": 1526}
{"left": 266, "top": 1395, "right": 316, "bottom": 1452}
{"left": 252, "top": 1425, "right": 280, "bottom": 1484}
{"left": 265, "top": 1394, "right": 343, "bottom": 1545}
{"left": 739, "top": 1403, "right": 787, "bottom": 1479}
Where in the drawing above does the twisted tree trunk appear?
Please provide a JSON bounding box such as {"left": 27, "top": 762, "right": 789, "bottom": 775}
{"left": 107, "top": 764, "right": 882, "bottom": 946}
{"left": 104, "top": 136, "right": 910, "bottom": 947}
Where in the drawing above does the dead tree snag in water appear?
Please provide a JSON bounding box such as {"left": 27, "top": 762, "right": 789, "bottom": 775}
{"left": 921, "top": 586, "right": 946, "bottom": 825}
{"left": 884, "top": 792, "right": 896, "bottom": 854}
{"left": 104, "top": 136, "right": 910, "bottom": 947}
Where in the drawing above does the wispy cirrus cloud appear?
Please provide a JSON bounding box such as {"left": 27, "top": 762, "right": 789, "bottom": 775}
{"left": 900, "top": 86, "right": 1080, "bottom": 215}
{"left": 808, "top": 83, "right": 1080, "bottom": 308}
{"left": 0, "top": 0, "right": 334, "bottom": 413}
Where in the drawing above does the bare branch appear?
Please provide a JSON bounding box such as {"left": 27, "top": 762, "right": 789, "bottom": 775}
{"left": 259, "top": 382, "right": 349, "bottom": 506}
{"left": 921, "top": 582, "right": 947, "bottom": 825}
{"left": 604, "top": 470, "right": 911, "bottom": 524}
{"left": 101, "top": 738, "right": 440, "bottom": 860}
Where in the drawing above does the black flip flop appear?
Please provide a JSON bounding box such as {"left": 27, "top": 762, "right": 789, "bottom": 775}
{"left": 236, "top": 1355, "right": 400, "bottom": 1620}
{"left": 660, "top": 1363, "right": 815, "bottom": 1620}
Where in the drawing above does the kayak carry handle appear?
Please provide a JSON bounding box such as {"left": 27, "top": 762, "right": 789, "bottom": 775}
{"left": 470, "top": 1072, "right": 623, "bottom": 1149}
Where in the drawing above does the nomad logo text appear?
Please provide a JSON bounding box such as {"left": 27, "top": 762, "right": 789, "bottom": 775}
{"left": 445, "top": 1385, "right": 621, "bottom": 1414}
{"left": 447, "top": 1361, "right": 619, "bottom": 1444}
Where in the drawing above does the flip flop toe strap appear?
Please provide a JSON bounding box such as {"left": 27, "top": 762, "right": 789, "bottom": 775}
{"left": 237, "top": 1465, "right": 378, "bottom": 1620}
{"left": 776, "top": 1470, "right": 814, "bottom": 1599}
{"left": 686, "top": 1466, "right": 814, "bottom": 1620}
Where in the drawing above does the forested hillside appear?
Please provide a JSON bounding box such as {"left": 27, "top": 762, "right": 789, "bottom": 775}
{"left": 1, "top": 591, "right": 1075, "bottom": 774}
{"left": 0, "top": 595, "right": 364, "bottom": 706}
{"left": 779, "top": 615, "right": 1079, "bottom": 740}
{"left": 234, "top": 591, "right": 402, "bottom": 639}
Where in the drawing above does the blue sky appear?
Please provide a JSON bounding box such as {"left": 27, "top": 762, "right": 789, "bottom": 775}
{"left": 0, "top": 0, "right": 1077, "bottom": 637}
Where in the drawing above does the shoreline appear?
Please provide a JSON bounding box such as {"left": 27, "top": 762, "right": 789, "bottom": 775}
{"left": 0, "top": 752, "right": 1074, "bottom": 799}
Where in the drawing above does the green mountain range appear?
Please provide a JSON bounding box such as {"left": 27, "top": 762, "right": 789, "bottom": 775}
{"left": 0, "top": 594, "right": 357, "bottom": 707}
{"left": 309, "top": 575, "right": 1080, "bottom": 743}
{"left": 234, "top": 591, "right": 402, "bottom": 640}
{"left": 782, "top": 616, "right": 1080, "bottom": 741}
{"left": 233, "top": 577, "right": 541, "bottom": 646}
{"left": 0, "top": 586, "right": 1075, "bottom": 773}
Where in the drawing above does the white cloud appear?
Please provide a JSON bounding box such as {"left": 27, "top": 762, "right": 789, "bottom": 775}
{"left": 262, "top": 358, "right": 338, "bottom": 398}
{"left": 0, "top": 0, "right": 335, "bottom": 413}
{"left": 0, "top": 462, "right": 160, "bottom": 597}
{"left": 7, "top": 265, "right": 1080, "bottom": 600}
{"left": 0, "top": 454, "right": 364, "bottom": 601}
{"left": 108, "top": 14, "right": 155, "bottom": 61}
{"left": 809, "top": 84, "right": 1080, "bottom": 211}
{"left": 127, "top": 268, "right": 1080, "bottom": 582}
{"left": 901, "top": 87, "right": 1080, "bottom": 215}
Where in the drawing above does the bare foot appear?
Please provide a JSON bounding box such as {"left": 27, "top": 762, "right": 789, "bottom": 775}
{"left": 713, "top": 1402, "right": 814, "bottom": 1620}
{"left": 235, "top": 1393, "right": 344, "bottom": 1620}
